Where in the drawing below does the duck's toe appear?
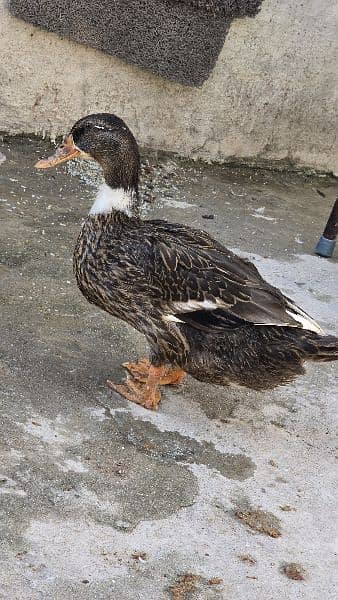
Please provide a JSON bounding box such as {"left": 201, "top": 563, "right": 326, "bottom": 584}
{"left": 107, "top": 375, "right": 161, "bottom": 410}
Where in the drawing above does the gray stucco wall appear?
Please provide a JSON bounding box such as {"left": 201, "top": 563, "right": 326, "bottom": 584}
{"left": 1, "top": 0, "right": 337, "bottom": 173}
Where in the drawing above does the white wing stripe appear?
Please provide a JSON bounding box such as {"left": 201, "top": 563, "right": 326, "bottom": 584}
{"left": 164, "top": 298, "right": 323, "bottom": 334}
{"left": 171, "top": 299, "right": 227, "bottom": 313}
{"left": 162, "top": 314, "right": 184, "bottom": 323}
{"left": 285, "top": 305, "right": 323, "bottom": 334}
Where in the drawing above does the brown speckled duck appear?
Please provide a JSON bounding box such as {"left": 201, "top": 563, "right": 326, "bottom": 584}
{"left": 36, "top": 113, "right": 338, "bottom": 410}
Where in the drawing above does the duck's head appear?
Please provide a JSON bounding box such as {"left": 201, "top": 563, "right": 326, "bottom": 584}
{"left": 35, "top": 113, "right": 140, "bottom": 215}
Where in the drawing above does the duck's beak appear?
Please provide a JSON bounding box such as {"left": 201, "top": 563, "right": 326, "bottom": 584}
{"left": 35, "top": 135, "right": 81, "bottom": 169}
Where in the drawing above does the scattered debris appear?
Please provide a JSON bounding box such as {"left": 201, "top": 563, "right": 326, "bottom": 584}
{"left": 275, "top": 476, "right": 288, "bottom": 484}
{"left": 235, "top": 509, "right": 282, "bottom": 538}
{"left": 282, "top": 562, "right": 307, "bottom": 581}
{"left": 169, "top": 573, "right": 201, "bottom": 600}
{"left": 168, "top": 572, "right": 223, "bottom": 598}
{"left": 131, "top": 551, "right": 148, "bottom": 561}
{"left": 270, "top": 420, "right": 285, "bottom": 429}
{"left": 115, "top": 468, "right": 126, "bottom": 476}
{"left": 279, "top": 505, "right": 296, "bottom": 512}
{"left": 229, "top": 188, "right": 245, "bottom": 197}
{"left": 143, "top": 441, "right": 156, "bottom": 451}
{"left": 316, "top": 189, "right": 326, "bottom": 198}
{"left": 269, "top": 459, "right": 278, "bottom": 467}
{"left": 239, "top": 554, "right": 257, "bottom": 565}
{"left": 246, "top": 575, "right": 258, "bottom": 580}
{"left": 113, "top": 519, "right": 133, "bottom": 532}
{"left": 251, "top": 206, "right": 277, "bottom": 222}
{"left": 207, "top": 577, "right": 223, "bottom": 585}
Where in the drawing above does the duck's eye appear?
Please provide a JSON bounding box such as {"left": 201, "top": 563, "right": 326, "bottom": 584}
{"left": 72, "top": 124, "right": 88, "bottom": 141}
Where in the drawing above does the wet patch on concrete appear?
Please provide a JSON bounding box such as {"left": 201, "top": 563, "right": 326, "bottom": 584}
{"left": 0, "top": 416, "right": 199, "bottom": 552}
{"left": 111, "top": 410, "right": 255, "bottom": 481}
{"left": 179, "top": 378, "right": 242, "bottom": 421}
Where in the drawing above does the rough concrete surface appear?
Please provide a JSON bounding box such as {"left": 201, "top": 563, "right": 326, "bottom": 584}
{"left": 1, "top": 0, "right": 338, "bottom": 173}
{"left": 0, "top": 137, "right": 337, "bottom": 599}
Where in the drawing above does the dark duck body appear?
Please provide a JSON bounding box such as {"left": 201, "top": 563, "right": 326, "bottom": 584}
{"left": 36, "top": 113, "right": 338, "bottom": 409}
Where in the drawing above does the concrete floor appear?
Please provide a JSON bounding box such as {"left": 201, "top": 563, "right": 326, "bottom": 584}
{"left": 0, "top": 138, "right": 337, "bottom": 600}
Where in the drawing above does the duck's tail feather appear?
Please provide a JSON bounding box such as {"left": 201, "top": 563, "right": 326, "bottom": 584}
{"left": 300, "top": 333, "right": 338, "bottom": 362}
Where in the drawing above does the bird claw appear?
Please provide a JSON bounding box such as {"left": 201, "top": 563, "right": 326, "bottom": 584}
{"left": 107, "top": 375, "right": 161, "bottom": 410}
{"left": 108, "top": 360, "right": 185, "bottom": 410}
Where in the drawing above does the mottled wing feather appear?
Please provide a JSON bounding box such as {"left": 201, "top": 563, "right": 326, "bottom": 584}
{"left": 144, "top": 222, "right": 317, "bottom": 332}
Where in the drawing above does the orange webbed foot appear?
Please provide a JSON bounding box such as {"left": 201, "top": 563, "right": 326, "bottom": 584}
{"left": 107, "top": 374, "right": 161, "bottom": 410}
{"left": 109, "top": 361, "right": 186, "bottom": 410}
{"left": 122, "top": 358, "right": 185, "bottom": 385}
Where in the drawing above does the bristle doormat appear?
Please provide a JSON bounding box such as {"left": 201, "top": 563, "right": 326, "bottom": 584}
{"left": 9, "top": 0, "right": 263, "bottom": 86}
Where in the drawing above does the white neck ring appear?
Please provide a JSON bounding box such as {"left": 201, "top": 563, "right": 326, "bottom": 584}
{"left": 89, "top": 183, "right": 134, "bottom": 216}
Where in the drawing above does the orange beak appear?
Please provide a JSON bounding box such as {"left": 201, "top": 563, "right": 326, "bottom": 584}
{"left": 35, "top": 135, "right": 81, "bottom": 169}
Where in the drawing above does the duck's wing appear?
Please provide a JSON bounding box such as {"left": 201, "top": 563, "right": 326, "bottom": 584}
{"left": 146, "top": 222, "right": 322, "bottom": 334}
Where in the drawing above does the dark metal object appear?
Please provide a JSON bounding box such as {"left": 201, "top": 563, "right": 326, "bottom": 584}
{"left": 315, "top": 196, "right": 338, "bottom": 258}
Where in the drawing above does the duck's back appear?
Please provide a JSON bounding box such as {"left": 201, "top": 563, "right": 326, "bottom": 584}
{"left": 141, "top": 219, "right": 323, "bottom": 335}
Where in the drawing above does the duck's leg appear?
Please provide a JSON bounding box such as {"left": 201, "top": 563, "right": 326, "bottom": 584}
{"left": 107, "top": 364, "right": 168, "bottom": 410}
{"left": 122, "top": 358, "right": 186, "bottom": 385}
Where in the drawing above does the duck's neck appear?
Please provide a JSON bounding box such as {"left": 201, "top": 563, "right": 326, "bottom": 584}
{"left": 89, "top": 182, "right": 138, "bottom": 217}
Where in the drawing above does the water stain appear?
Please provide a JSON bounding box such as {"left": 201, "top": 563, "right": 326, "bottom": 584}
{"left": 112, "top": 411, "right": 255, "bottom": 481}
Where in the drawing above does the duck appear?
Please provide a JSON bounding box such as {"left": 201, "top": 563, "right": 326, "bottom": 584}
{"left": 35, "top": 113, "right": 338, "bottom": 410}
